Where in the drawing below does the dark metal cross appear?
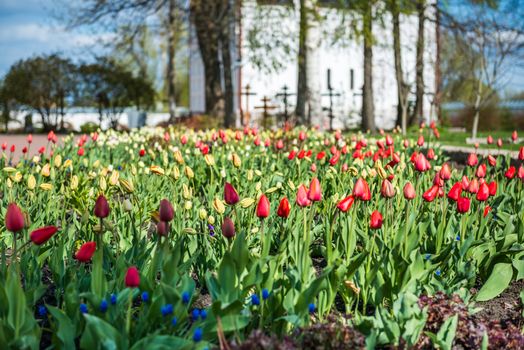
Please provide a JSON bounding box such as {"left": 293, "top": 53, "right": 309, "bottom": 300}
{"left": 240, "top": 84, "right": 257, "bottom": 126}
{"left": 276, "top": 85, "right": 295, "bottom": 125}
{"left": 254, "top": 96, "right": 278, "bottom": 127}
{"left": 322, "top": 70, "right": 341, "bottom": 131}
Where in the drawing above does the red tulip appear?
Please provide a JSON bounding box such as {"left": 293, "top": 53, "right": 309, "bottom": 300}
{"left": 159, "top": 199, "right": 174, "bottom": 222}
{"left": 427, "top": 148, "right": 435, "bottom": 160}
{"left": 22, "top": 147, "right": 27, "bottom": 154}
{"left": 476, "top": 164, "right": 486, "bottom": 178}
{"left": 433, "top": 173, "right": 444, "bottom": 187}
{"left": 337, "top": 195, "right": 355, "bottom": 212}
{"left": 488, "top": 181, "right": 497, "bottom": 196}
{"left": 221, "top": 217, "right": 235, "bottom": 239}
{"left": 277, "top": 197, "right": 291, "bottom": 218}
{"left": 468, "top": 178, "right": 479, "bottom": 194}
{"left": 256, "top": 194, "right": 270, "bottom": 218}
{"left": 511, "top": 130, "right": 518, "bottom": 142}
{"left": 370, "top": 211, "right": 383, "bottom": 229}
{"left": 77, "top": 148, "right": 85, "bottom": 156}
{"left": 125, "top": 266, "right": 140, "bottom": 288}
{"left": 422, "top": 185, "right": 439, "bottom": 202}
{"left": 276, "top": 140, "right": 284, "bottom": 150}
{"left": 497, "top": 138, "right": 503, "bottom": 148}
{"left": 353, "top": 178, "right": 371, "bottom": 201}
{"left": 139, "top": 149, "right": 146, "bottom": 157}
{"left": 414, "top": 153, "right": 431, "bottom": 172}
{"left": 461, "top": 176, "right": 470, "bottom": 190}
{"left": 417, "top": 135, "right": 424, "bottom": 147}
{"left": 156, "top": 221, "right": 169, "bottom": 236}
{"left": 385, "top": 134, "right": 393, "bottom": 146}
{"left": 10, "top": 145, "right": 15, "bottom": 153}
{"left": 296, "top": 185, "right": 311, "bottom": 207}
{"left": 380, "top": 179, "right": 395, "bottom": 198}
{"left": 75, "top": 242, "right": 96, "bottom": 262}
{"left": 466, "top": 153, "right": 478, "bottom": 167}
{"left": 457, "top": 197, "right": 471, "bottom": 214}
{"left": 288, "top": 150, "right": 296, "bottom": 160}
{"left": 329, "top": 151, "right": 340, "bottom": 166}
{"left": 180, "top": 135, "right": 188, "bottom": 145}
{"left": 487, "top": 155, "right": 497, "bottom": 167}
{"left": 403, "top": 139, "right": 409, "bottom": 148}
{"left": 5, "top": 203, "right": 25, "bottom": 233}
{"left": 519, "top": 147, "right": 524, "bottom": 161}
{"left": 308, "top": 178, "right": 322, "bottom": 202}
{"left": 403, "top": 182, "right": 416, "bottom": 200}
{"left": 299, "top": 131, "right": 306, "bottom": 141}
{"left": 518, "top": 165, "right": 524, "bottom": 180}
{"left": 38, "top": 146, "right": 45, "bottom": 154}
{"left": 224, "top": 182, "right": 240, "bottom": 205}
{"left": 505, "top": 166, "right": 516, "bottom": 179}
{"left": 483, "top": 205, "right": 491, "bottom": 217}
{"left": 440, "top": 163, "right": 451, "bottom": 180}
{"left": 476, "top": 183, "right": 490, "bottom": 201}
{"left": 30, "top": 226, "right": 58, "bottom": 245}
{"left": 94, "top": 195, "right": 110, "bottom": 218}
{"left": 316, "top": 151, "right": 326, "bottom": 160}
{"left": 27, "top": 134, "right": 33, "bottom": 144}
{"left": 486, "top": 135, "right": 493, "bottom": 144}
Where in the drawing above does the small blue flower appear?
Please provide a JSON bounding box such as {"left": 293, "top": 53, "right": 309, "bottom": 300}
{"left": 110, "top": 294, "right": 117, "bottom": 305}
{"left": 100, "top": 300, "right": 108, "bottom": 313}
{"left": 80, "top": 303, "right": 88, "bottom": 314}
{"left": 200, "top": 309, "right": 207, "bottom": 320}
{"left": 425, "top": 254, "right": 431, "bottom": 261}
{"left": 141, "top": 291, "right": 149, "bottom": 303}
{"left": 182, "top": 291, "right": 190, "bottom": 304}
{"left": 435, "top": 269, "right": 441, "bottom": 277}
{"left": 161, "top": 304, "right": 174, "bottom": 316}
{"left": 193, "top": 327, "right": 203, "bottom": 342}
{"left": 251, "top": 294, "right": 260, "bottom": 306}
{"left": 171, "top": 317, "right": 178, "bottom": 327}
{"left": 38, "top": 305, "right": 47, "bottom": 317}
{"left": 192, "top": 308, "right": 200, "bottom": 321}
{"left": 117, "top": 165, "right": 122, "bottom": 171}
{"left": 308, "top": 303, "right": 316, "bottom": 314}
{"left": 456, "top": 235, "right": 460, "bottom": 241}
{"left": 262, "top": 289, "right": 270, "bottom": 300}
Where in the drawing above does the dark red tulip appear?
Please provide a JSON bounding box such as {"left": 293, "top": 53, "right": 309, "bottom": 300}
{"left": 277, "top": 197, "right": 291, "bottom": 218}
{"left": 156, "top": 221, "right": 169, "bottom": 236}
{"left": 488, "top": 181, "right": 497, "bottom": 196}
{"left": 308, "top": 178, "right": 322, "bottom": 202}
{"left": 139, "top": 149, "right": 146, "bottom": 157}
{"left": 353, "top": 178, "right": 371, "bottom": 201}
{"left": 159, "top": 199, "right": 174, "bottom": 222}
{"left": 5, "top": 203, "right": 25, "bottom": 233}
{"left": 30, "top": 226, "right": 58, "bottom": 245}
{"left": 505, "top": 166, "right": 516, "bottom": 179}
{"left": 221, "top": 217, "right": 236, "bottom": 239}
{"left": 403, "top": 182, "right": 416, "bottom": 200}
{"left": 224, "top": 182, "right": 240, "bottom": 205}
{"left": 296, "top": 185, "right": 311, "bottom": 207}
{"left": 476, "top": 183, "right": 489, "bottom": 201}
{"left": 125, "top": 266, "right": 140, "bottom": 288}
{"left": 94, "top": 195, "right": 110, "bottom": 218}
{"left": 256, "top": 194, "right": 270, "bottom": 218}
{"left": 457, "top": 197, "right": 471, "bottom": 214}
{"left": 337, "top": 195, "right": 355, "bottom": 212}
{"left": 75, "top": 242, "right": 96, "bottom": 262}
{"left": 370, "top": 211, "right": 383, "bottom": 229}
{"left": 422, "top": 185, "right": 439, "bottom": 202}
{"left": 380, "top": 179, "right": 395, "bottom": 198}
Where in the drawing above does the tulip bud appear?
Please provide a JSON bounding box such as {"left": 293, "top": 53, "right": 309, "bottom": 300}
{"left": 184, "top": 166, "right": 194, "bottom": 179}
{"left": 5, "top": 203, "right": 25, "bottom": 233}
{"left": 213, "top": 198, "right": 226, "bottom": 214}
{"left": 380, "top": 179, "right": 395, "bottom": 198}
{"left": 75, "top": 241, "right": 96, "bottom": 262}
{"left": 159, "top": 199, "right": 174, "bottom": 222}
{"left": 125, "top": 266, "right": 140, "bottom": 288}
{"left": 27, "top": 175, "right": 36, "bottom": 190}
{"left": 403, "top": 182, "right": 416, "bottom": 200}
{"left": 296, "top": 185, "right": 311, "bottom": 207}
{"left": 277, "top": 197, "right": 291, "bottom": 218}
{"left": 239, "top": 198, "right": 255, "bottom": 208}
{"left": 221, "top": 217, "right": 235, "bottom": 239}
{"left": 457, "top": 197, "right": 471, "bottom": 214}
{"left": 94, "top": 195, "right": 110, "bottom": 218}
{"left": 370, "top": 210, "right": 383, "bottom": 229}
{"left": 476, "top": 183, "right": 490, "bottom": 201}
{"left": 199, "top": 208, "right": 208, "bottom": 220}
{"left": 256, "top": 194, "right": 270, "bottom": 218}
{"left": 353, "top": 178, "right": 371, "bottom": 201}
{"left": 30, "top": 226, "right": 58, "bottom": 245}
{"left": 308, "top": 178, "right": 322, "bottom": 202}
{"left": 422, "top": 185, "right": 439, "bottom": 202}
{"left": 224, "top": 182, "right": 240, "bottom": 205}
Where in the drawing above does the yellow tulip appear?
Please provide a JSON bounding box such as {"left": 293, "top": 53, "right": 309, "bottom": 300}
{"left": 71, "top": 175, "right": 79, "bottom": 190}
{"left": 199, "top": 208, "right": 208, "bottom": 220}
{"left": 183, "top": 184, "right": 192, "bottom": 200}
{"left": 185, "top": 166, "right": 194, "bottom": 179}
{"left": 53, "top": 154, "right": 62, "bottom": 168}
{"left": 207, "top": 215, "right": 215, "bottom": 225}
{"left": 6, "top": 178, "right": 12, "bottom": 188}
{"left": 99, "top": 176, "right": 107, "bottom": 191}
{"left": 109, "top": 171, "right": 119, "bottom": 186}
{"left": 212, "top": 197, "right": 225, "bottom": 214}
{"left": 232, "top": 153, "right": 241, "bottom": 168}
{"left": 63, "top": 159, "right": 73, "bottom": 169}
{"left": 204, "top": 154, "right": 215, "bottom": 166}
{"left": 174, "top": 150, "right": 184, "bottom": 164}
{"left": 120, "top": 178, "right": 134, "bottom": 193}
{"left": 184, "top": 201, "right": 193, "bottom": 210}
{"left": 12, "top": 172, "right": 22, "bottom": 183}
{"left": 3, "top": 167, "right": 17, "bottom": 173}
{"left": 150, "top": 165, "right": 165, "bottom": 176}
{"left": 27, "top": 175, "right": 36, "bottom": 190}
{"left": 40, "top": 183, "right": 53, "bottom": 191}
{"left": 172, "top": 166, "right": 180, "bottom": 179}
{"left": 41, "top": 163, "right": 51, "bottom": 177}
{"left": 239, "top": 198, "right": 255, "bottom": 208}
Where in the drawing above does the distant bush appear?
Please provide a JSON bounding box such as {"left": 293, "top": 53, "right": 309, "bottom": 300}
{"left": 80, "top": 122, "right": 99, "bottom": 134}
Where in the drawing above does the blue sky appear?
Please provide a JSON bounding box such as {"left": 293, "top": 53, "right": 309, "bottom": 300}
{"left": 1, "top": 0, "right": 523, "bottom": 94}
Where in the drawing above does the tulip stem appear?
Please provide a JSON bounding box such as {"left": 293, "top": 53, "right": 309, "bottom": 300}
{"left": 326, "top": 212, "right": 337, "bottom": 265}
{"left": 12, "top": 233, "right": 17, "bottom": 270}
{"left": 260, "top": 220, "right": 269, "bottom": 258}
{"left": 404, "top": 202, "right": 410, "bottom": 259}
{"left": 125, "top": 290, "right": 133, "bottom": 335}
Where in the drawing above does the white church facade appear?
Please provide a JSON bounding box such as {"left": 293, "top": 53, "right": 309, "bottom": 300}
{"left": 189, "top": 0, "right": 438, "bottom": 130}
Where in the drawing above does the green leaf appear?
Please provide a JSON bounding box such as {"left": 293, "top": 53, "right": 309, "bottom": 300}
{"left": 47, "top": 306, "right": 76, "bottom": 349}
{"left": 6, "top": 270, "right": 26, "bottom": 339}
{"left": 80, "top": 314, "right": 127, "bottom": 350}
{"left": 476, "top": 263, "right": 513, "bottom": 301}
{"left": 130, "top": 335, "right": 192, "bottom": 350}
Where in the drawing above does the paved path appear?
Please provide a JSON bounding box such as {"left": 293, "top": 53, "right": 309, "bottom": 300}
{"left": 439, "top": 144, "right": 519, "bottom": 159}
{"left": 0, "top": 134, "right": 73, "bottom": 162}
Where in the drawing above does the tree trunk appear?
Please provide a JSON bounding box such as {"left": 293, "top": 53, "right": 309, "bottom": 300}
{"left": 391, "top": 0, "right": 408, "bottom": 135}
{"left": 471, "top": 66, "right": 483, "bottom": 140}
{"left": 411, "top": 0, "right": 425, "bottom": 126}
{"left": 362, "top": 3, "right": 375, "bottom": 133}
{"left": 295, "top": 0, "right": 308, "bottom": 125}
{"left": 167, "top": 0, "right": 177, "bottom": 122}
{"left": 221, "top": 0, "right": 235, "bottom": 128}
{"left": 191, "top": 1, "right": 224, "bottom": 117}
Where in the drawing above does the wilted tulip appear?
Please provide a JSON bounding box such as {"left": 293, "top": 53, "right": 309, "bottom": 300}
{"left": 370, "top": 211, "right": 383, "bottom": 229}
{"left": 221, "top": 217, "right": 235, "bottom": 239}
{"left": 125, "top": 266, "right": 140, "bottom": 288}
{"left": 30, "top": 226, "right": 58, "bottom": 245}
{"left": 308, "top": 178, "right": 322, "bottom": 202}
{"left": 380, "top": 179, "right": 395, "bottom": 198}
{"left": 403, "top": 182, "right": 416, "bottom": 200}
{"left": 337, "top": 195, "right": 355, "bottom": 212}
{"left": 296, "top": 185, "right": 311, "bottom": 207}
{"left": 457, "top": 197, "right": 471, "bottom": 214}
{"left": 476, "top": 183, "right": 489, "bottom": 201}
{"left": 75, "top": 242, "right": 96, "bottom": 262}
{"left": 256, "top": 194, "right": 270, "bottom": 218}
{"left": 224, "top": 182, "right": 240, "bottom": 205}
{"left": 5, "top": 203, "right": 25, "bottom": 233}
{"left": 94, "top": 195, "right": 110, "bottom": 219}
{"left": 277, "top": 197, "right": 291, "bottom": 218}
{"left": 159, "top": 199, "right": 174, "bottom": 222}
